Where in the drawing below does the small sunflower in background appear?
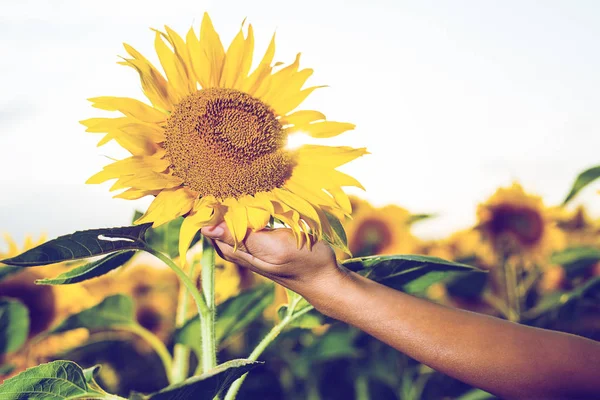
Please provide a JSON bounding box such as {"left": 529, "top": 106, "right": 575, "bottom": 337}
{"left": 476, "top": 183, "right": 565, "bottom": 268}
{"left": 553, "top": 205, "right": 600, "bottom": 247}
{"left": 0, "top": 234, "right": 93, "bottom": 377}
{"left": 83, "top": 12, "right": 366, "bottom": 258}
{"left": 345, "top": 202, "right": 419, "bottom": 258}
{"left": 421, "top": 229, "right": 496, "bottom": 270}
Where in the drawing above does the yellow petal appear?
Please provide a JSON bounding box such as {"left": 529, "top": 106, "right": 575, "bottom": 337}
{"left": 326, "top": 187, "right": 352, "bottom": 215}
{"left": 86, "top": 156, "right": 170, "bottom": 184}
{"left": 241, "top": 32, "right": 276, "bottom": 95}
{"left": 296, "top": 145, "right": 368, "bottom": 168}
{"left": 153, "top": 32, "right": 187, "bottom": 100}
{"left": 223, "top": 201, "right": 248, "bottom": 250}
{"left": 196, "top": 12, "right": 226, "bottom": 88}
{"left": 273, "top": 188, "right": 320, "bottom": 229}
{"left": 87, "top": 97, "right": 166, "bottom": 123}
{"left": 299, "top": 121, "right": 355, "bottom": 139}
{"left": 219, "top": 23, "right": 254, "bottom": 89}
{"left": 113, "top": 188, "right": 158, "bottom": 200}
{"left": 284, "top": 179, "right": 338, "bottom": 209}
{"left": 281, "top": 110, "right": 325, "bottom": 127}
{"left": 246, "top": 207, "right": 271, "bottom": 231}
{"left": 136, "top": 188, "right": 196, "bottom": 227}
{"left": 164, "top": 26, "right": 196, "bottom": 93}
{"left": 272, "top": 86, "right": 325, "bottom": 116}
{"left": 120, "top": 44, "right": 177, "bottom": 111}
{"left": 292, "top": 166, "right": 365, "bottom": 190}
{"left": 258, "top": 53, "right": 301, "bottom": 104}
{"left": 267, "top": 68, "right": 313, "bottom": 108}
{"left": 120, "top": 171, "right": 183, "bottom": 191}
{"left": 179, "top": 200, "right": 220, "bottom": 260}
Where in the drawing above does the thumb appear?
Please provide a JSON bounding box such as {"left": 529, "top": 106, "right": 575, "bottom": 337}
{"left": 201, "top": 222, "right": 249, "bottom": 253}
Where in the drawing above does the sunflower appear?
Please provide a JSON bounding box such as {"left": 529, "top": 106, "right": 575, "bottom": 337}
{"left": 345, "top": 203, "right": 419, "bottom": 258}
{"left": 553, "top": 205, "right": 600, "bottom": 247}
{"left": 82, "top": 13, "right": 366, "bottom": 257}
{"left": 477, "top": 183, "right": 565, "bottom": 267}
{"left": 420, "top": 229, "right": 496, "bottom": 270}
{"left": 0, "top": 235, "right": 92, "bottom": 377}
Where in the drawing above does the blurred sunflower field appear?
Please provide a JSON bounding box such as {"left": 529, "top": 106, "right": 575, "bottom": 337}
{"left": 1, "top": 5, "right": 600, "bottom": 400}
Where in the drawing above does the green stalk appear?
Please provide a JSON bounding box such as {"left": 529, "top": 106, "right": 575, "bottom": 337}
{"left": 146, "top": 247, "right": 209, "bottom": 317}
{"left": 501, "top": 257, "right": 520, "bottom": 322}
{"left": 224, "top": 300, "right": 313, "bottom": 400}
{"left": 199, "top": 236, "right": 217, "bottom": 373}
{"left": 172, "top": 255, "right": 199, "bottom": 382}
{"left": 117, "top": 324, "right": 174, "bottom": 384}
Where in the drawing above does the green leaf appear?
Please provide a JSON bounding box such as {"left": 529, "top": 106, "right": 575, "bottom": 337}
{"left": 0, "top": 225, "right": 151, "bottom": 267}
{"left": 550, "top": 247, "right": 600, "bottom": 279}
{"left": 323, "top": 210, "right": 350, "bottom": 255}
{"left": 525, "top": 276, "right": 600, "bottom": 324}
{"left": 0, "top": 298, "right": 29, "bottom": 354}
{"left": 563, "top": 165, "right": 600, "bottom": 204}
{"left": 407, "top": 213, "right": 437, "bottom": 225}
{"left": 278, "top": 305, "right": 324, "bottom": 329}
{"left": 132, "top": 359, "right": 262, "bottom": 399}
{"left": 132, "top": 211, "right": 201, "bottom": 258}
{"left": 455, "top": 388, "right": 497, "bottom": 400}
{"left": 343, "top": 255, "right": 480, "bottom": 295}
{"left": 48, "top": 294, "right": 135, "bottom": 335}
{"left": 0, "top": 360, "right": 111, "bottom": 399}
{"left": 175, "top": 284, "right": 275, "bottom": 357}
{"left": 36, "top": 251, "right": 136, "bottom": 285}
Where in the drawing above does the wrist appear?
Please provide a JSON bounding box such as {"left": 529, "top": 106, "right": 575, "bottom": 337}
{"left": 292, "top": 264, "right": 357, "bottom": 317}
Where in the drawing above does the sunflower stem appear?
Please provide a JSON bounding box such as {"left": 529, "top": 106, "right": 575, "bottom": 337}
{"left": 172, "top": 255, "right": 200, "bottom": 382}
{"left": 199, "top": 236, "right": 217, "bottom": 374}
{"left": 117, "top": 324, "right": 174, "bottom": 384}
{"left": 224, "top": 301, "right": 313, "bottom": 400}
{"left": 501, "top": 257, "right": 520, "bottom": 322}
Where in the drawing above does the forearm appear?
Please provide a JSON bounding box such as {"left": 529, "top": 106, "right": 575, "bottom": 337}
{"left": 298, "top": 269, "right": 600, "bottom": 399}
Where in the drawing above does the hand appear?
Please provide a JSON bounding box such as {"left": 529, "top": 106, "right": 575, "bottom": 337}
{"left": 200, "top": 223, "right": 347, "bottom": 302}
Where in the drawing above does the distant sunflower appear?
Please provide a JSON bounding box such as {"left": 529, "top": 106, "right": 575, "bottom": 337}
{"left": 477, "top": 183, "right": 565, "bottom": 267}
{"left": 346, "top": 203, "right": 418, "bottom": 257}
{"left": 0, "top": 235, "right": 92, "bottom": 376}
{"left": 421, "top": 229, "right": 495, "bottom": 270}
{"left": 553, "top": 205, "right": 600, "bottom": 247}
{"left": 82, "top": 13, "right": 366, "bottom": 257}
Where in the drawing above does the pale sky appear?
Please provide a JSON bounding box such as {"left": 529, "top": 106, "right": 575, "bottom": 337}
{"left": 1, "top": 0, "right": 600, "bottom": 248}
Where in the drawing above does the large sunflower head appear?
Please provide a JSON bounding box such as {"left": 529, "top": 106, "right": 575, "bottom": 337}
{"left": 346, "top": 203, "right": 419, "bottom": 258}
{"left": 82, "top": 13, "right": 366, "bottom": 258}
{"left": 477, "top": 183, "right": 565, "bottom": 267}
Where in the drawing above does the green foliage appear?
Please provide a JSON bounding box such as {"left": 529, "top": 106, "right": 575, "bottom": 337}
{"left": 0, "top": 225, "right": 151, "bottom": 267}
{"left": 0, "top": 266, "right": 22, "bottom": 282}
{"left": 551, "top": 247, "right": 600, "bottom": 279}
{"left": 525, "top": 276, "right": 600, "bottom": 325}
{"left": 36, "top": 251, "right": 135, "bottom": 285}
{"left": 323, "top": 210, "right": 350, "bottom": 254}
{"left": 343, "top": 254, "right": 480, "bottom": 295}
{"left": 0, "top": 298, "right": 29, "bottom": 354}
{"left": 0, "top": 360, "right": 114, "bottom": 399}
{"left": 407, "top": 213, "right": 437, "bottom": 225}
{"left": 455, "top": 388, "right": 497, "bottom": 400}
{"left": 48, "top": 294, "right": 135, "bottom": 335}
{"left": 133, "top": 211, "right": 201, "bottom": 258}
{"left": 175, "top": 284, "right": 275, "bottom": 357}
{"left": 563, "top": 165, "right": 600, "bottom": 204}
{"left": 131, "top": 359, "right": 262, "bottom": 399}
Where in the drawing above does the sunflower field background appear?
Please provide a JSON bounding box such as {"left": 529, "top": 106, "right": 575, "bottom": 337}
{"left": 1, "top": 1, "right": 600, "bottom": 399}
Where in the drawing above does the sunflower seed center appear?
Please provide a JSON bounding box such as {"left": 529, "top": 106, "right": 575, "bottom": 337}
{"left": 164, "top": 88, "right": 295, "bottom": 198}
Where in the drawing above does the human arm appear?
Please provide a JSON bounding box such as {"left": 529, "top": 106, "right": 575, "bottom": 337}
{"left": 202, "top": 224, "right": 600, "bottom": 399}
